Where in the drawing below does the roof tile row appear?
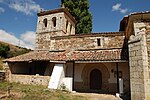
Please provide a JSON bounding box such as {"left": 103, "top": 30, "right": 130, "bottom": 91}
{"left": 4, "top": 49, "right": 128, "bottom": 62}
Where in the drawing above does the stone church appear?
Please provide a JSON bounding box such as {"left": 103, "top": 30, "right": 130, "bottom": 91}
{"left": 3, "top": 8, "right": 150, "bottom": 100}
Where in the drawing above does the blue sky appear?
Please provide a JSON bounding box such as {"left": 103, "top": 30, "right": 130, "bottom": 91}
{"left": 0, "top": 0, "right": 150, "bottom": 49}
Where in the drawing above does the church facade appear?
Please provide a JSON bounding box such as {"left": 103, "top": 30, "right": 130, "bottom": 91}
{"left": 3, "top": 8, "right": 150, "bottom": 100}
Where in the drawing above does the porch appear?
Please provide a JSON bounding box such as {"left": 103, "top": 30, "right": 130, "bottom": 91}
{"left": 3, "top": 49, "right": 129, "bottom": 94}
{"left": 4, "top": 61, "right": 130, "bottom": 94}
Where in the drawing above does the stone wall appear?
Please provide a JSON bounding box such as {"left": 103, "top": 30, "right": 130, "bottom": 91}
{"left": 36, "top": 10, "right": 75, "bottom": 50}
{"left": 36, "top": 12, "right": 75, "bottom": 35}
{"left": 35, "top": 8, "right": 126, "bottom": 51}
{"left": 145, "top": 22, "right": 150, "bottom": 100}
{"left": 129, "top": 22, "right": 150, "bottom": 100}
{"left": 50, "top": 35, "right": 125, "bottom": 51}
{"left": 0, "top": 71, "right": 5, "bottom": 81}
{"left": 36, "top": 32, "right": 51, "bottom": 50}
{"left": 3, "top": 62, "right": 10, "bottom": 81}
{"left": 10, "top": 74, "right": 50, "bottom": 86}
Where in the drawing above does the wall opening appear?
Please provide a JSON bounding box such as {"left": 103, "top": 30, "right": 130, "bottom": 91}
{"left": 66, "top": 20, "right": 68, "bottom": 32}
{"left": 52, "top": 17, "right": 56, "bottom": 27}
{"left": 43, "top": 18, "right": 47, "bottom": 27}
{"left": 9, "top": 61, "right": 53, "bottom": 76}
{"left": 97, "top": 38, "right": 101, "bottom": 46}
{"left": 70, "top": 24, "right": 72, "bottom": 34}
{"left": 80, "top": 63, "right": 110, "bottom": 91}
{"left": 90, "top": 69, "right": 102, "bottom": 90}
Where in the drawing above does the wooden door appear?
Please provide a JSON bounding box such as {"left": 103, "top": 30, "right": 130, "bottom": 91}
{"left": 90, "top": 69, "right": 102, "bottom": 90}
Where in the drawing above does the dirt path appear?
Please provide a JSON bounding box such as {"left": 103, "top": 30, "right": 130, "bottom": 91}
{"left": 73, "top": 93, "right": 122, "bottom": 100}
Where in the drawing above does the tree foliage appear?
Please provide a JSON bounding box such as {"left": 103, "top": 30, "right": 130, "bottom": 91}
{"left": 0, "top": 42, "right": 31, "bottom": 59}
{"left": 7, "top": 47, "right": 31, "bottom": 58}
{"left": 61, "top": 0, "right": 92, "bottom": 34}
{"left": 0, "top": 43, "right": 10, "bottom": 58}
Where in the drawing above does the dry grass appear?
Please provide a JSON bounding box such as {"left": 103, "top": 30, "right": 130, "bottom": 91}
{"left": 0, "top": 82, "right": 123, "bottom": 100}
{"left": 0, "top": 82, "right": 86, "bottom": 100}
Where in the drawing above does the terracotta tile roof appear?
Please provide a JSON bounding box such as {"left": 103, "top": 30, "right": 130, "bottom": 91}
{"left": 4, "top": 49, "right": 128, "bottom": 62}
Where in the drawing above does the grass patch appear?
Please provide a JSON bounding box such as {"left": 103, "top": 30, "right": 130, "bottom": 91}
{"left": 0, "top": 82, "right": 86, "bottom": 100}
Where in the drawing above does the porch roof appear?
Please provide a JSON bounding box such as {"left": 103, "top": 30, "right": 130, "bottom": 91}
{"left": 4, "top": 49, "right": 128, "bottom": 62}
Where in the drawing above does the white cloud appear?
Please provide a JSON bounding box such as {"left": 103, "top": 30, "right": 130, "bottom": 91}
{"left": 0, "top": 7, "right": 5, "bottom": 13}
{"left": 120, "top": 8, "right": 128, "bottom": 14}
{"left": 0, "top": 29, "right": 35, "bottom": 49}
{"left": 112, "top": 3, "right": 121, "bottom": 11}
{"left": 112, "top": 3, "right": 128, "bottom": 14}
{"left": 20, "top": 31, "right": 35, "bottom": 47}
{"left": 1, "top": 0, "right": 42, "bottom": 16}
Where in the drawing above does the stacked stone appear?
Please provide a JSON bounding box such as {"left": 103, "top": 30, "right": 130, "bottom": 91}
{"left": 129, "top": 22, "right": 150, "bottom": 100}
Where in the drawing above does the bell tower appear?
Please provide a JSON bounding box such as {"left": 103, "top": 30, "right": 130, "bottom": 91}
{"left": 35, "top": 8, "right": 76, "bottom": 50}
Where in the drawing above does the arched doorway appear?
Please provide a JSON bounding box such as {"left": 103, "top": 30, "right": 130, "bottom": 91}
{"left": 90, "top": 69, "right": 102, "bottom": 90}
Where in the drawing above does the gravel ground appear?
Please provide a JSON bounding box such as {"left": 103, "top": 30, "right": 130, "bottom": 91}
{"left": 73, "top": 93, "right": 122, "bottom": 100}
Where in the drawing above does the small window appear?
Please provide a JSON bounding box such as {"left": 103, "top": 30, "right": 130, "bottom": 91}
{"left": 70, "top": 24, "right": 72, "bottom": 33}
{"left": 43, "top": 18, "right": 47, "bottom": 27}
{"left": 66, "top": 20, "right": 68, "bottom": 30}
{"left": 52, "top": 17, "right": 56, "bottom": 27}
{"left": 97, "top": 38, "right": 101, "bottom": 46}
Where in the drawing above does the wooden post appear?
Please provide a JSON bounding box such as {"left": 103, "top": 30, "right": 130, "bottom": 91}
{"left": 72, "top": 61, "right": 75, "bottom": 91}
{"left": 116, "top": 62, "right": 119, "bottom": 93}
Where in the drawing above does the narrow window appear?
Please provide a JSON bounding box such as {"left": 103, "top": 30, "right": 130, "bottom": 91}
{"left": 66, "top": 20, "right": 68, "bottom": 30}
{"left": 97, "top": 38, "right": 101, "bottom": 46}
{"left": 70, "top": 24, "right": 72, "bottom": 33}
{"left": 43, "top": 18, "right": 47, "bottom": 27}
{"left": 52, "top": 17, "right": 56, "bottom": 27}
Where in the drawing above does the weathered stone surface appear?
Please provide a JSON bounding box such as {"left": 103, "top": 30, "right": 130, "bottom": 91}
{"left": 51, "top": 35, "right": 125, "bottom": 51}
{"left": 36, "top": 8, "right": 76, "bottom": 50}
{"left": 129, "top": 21, "right": 150, "bottom": 100}
{"left": 10, "top": 74, "right": 50, "bottom": 86}
{"left": 35, "top": 9, "right": 126, "bottom": 50}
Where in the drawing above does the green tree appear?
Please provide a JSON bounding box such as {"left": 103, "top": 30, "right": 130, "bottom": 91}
{"left": 61, "top": 0, "right": 92, "bottom": 34}
{"left": 0, "top": 44, "right": 10, "bottom": 58}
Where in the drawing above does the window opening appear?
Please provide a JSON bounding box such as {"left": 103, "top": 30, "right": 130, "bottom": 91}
{"left": 52, "top": 17, "right": 56, "bottom": 27}
{"left": 97, "top": 38, "right": 101, "bottom": 46}
{"left": 43, "top": 18, "right": 47, "bottom": 27}
{"left": 70, "top": 24, "right": 72, "bottom": 33}
{"left": 66, "top": 20, "right": 68, "bottom": 30}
